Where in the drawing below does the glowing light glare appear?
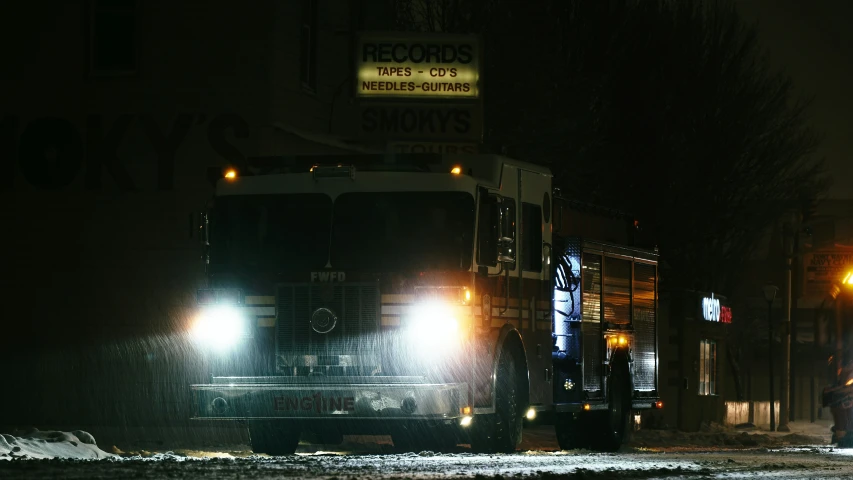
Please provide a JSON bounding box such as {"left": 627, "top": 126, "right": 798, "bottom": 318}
{"left": 583, "top": 403, "right": 591, "bottom": 411}
{"left": 463, "top": 288, "right": 471, "bottom": 303}
{"left": 408, "top": 301, "right": 460, "bottom": 348}
{"left": 224, "top": 168, "right": 237, "bottom": 180}
{"left": 192, "top": 305, "right": 246, "bottom": 349}
{"left": 461, "top": 406, "right": 472, "bottom": 415}
{"left": 460, "top": 416, "right": 473, "bottom": 427}
{"left": 844, "top": 271, "right": 853, "bottom": 285}
{"left": 526, "top": 408, "right": 537, "bottom": 420}
{"left": 450, "top": 166, "right": 462, "bottom": 175}
{"left": 655, "top": 400, "right": 664, "bottom": 409}
{"left": 618, "top": 335, "right": 628, "bottom": 346}
{"left": 846, "top": 378, "right": 853, "bottom": 386}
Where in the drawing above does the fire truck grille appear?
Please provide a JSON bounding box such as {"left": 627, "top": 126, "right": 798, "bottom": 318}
{"left": 275, "top": 282, "right": 380, "bottom": 357}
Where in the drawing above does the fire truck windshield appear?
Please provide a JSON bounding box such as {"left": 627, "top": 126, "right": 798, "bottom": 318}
{"left": 209, "top": 191, "right": 475, "bottom": 272}
{"left": 209, "top": 193, "right": 332, "bottom": 270}
{"left": 330, "top": 191, "right": 475, "bottom": 271}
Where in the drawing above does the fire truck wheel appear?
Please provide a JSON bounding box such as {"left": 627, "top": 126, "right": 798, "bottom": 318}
{"left": 247, "top": 421, "right": 301, "bottom": 456}
{"left": 590, "top": 361, "right": 632, "bottom": 452}
{"left": 470, "top": 347, "right": 523, "bottom": 453}
{"left": 555, "top": 413, "right": 586, "bottom": 450}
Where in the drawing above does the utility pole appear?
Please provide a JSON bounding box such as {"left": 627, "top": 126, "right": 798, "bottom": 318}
{"left": 747, "top": 367, "right": 755, "bottom": 426}
{"left": 769, "top": 297, "right": 776, "bottom": 432}
{"left": 764, "top": 284, "right": 779, "bottom": 432}
{"left": 779, "top": 217, "right": 794, "bottom": 432}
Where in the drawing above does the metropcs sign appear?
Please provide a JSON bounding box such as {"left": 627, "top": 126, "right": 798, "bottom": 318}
{"left": 701, "top": 293, "right": 732, "bottom": 323}
{"left": 356, "top": 34, "right": 480, "bottom": 99}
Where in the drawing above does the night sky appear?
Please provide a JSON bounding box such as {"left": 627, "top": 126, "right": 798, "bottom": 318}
{"left": 736, "top": 0, "right": 853, "bottom": 200}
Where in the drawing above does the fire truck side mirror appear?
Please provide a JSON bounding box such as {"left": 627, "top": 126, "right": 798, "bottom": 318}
{"left": 199, "top": 212, "right": 209, "bottom": 245}
{"left": 497, "top": 199, "right": 516, "bottom": 265}
{"left": 497, "top": 237, "right": 515, "bottom": 264}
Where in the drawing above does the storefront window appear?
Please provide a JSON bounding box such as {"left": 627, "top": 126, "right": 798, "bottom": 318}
{"left": 698, "top": 339, "right": 717, "bottom": 395}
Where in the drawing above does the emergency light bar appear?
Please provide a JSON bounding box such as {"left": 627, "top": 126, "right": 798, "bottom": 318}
{"left": 414, "top": 286, "right": 472, "bottom": 305}
{"left": 249, "top": 154, "right": 444, "bottom": 173}
{"left": 312, "top": 165, "right": 356, "bottom": 180}
{"left": 197, "top": 288, "right": 243, "bottom": 305}
{"left": 206, "top": 154, "right": 465, "bottom": 186}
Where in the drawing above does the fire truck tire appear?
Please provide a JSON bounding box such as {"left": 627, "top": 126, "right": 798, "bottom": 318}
{"left": 247, "top": 421, "right": 301, "bottom": 456}
{"left": 590, "top": 361, "right": 632, "bottom": 452}
{"left": 554, "top": 414, "right": 586, "bottom": 450}
{"left": 470, "top": 346, "right": 524, "bottom": 453}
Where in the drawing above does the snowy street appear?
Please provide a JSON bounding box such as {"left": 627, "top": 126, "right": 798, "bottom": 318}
{"left": 2, "top": 444, "right": 853, "bottom": 479}
{"left": 2, "top": 424, "right": 851, "bottom": 479}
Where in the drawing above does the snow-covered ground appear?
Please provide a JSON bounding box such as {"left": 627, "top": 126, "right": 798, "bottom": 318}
{"left": 627, "top": 421, "right": 832, "bottom": 450}
{"left": 0, "top": 428, "right": 114, "bottom": 460}
{"left": 0, "top": 423, "right": 843, "bottom": 478}
{"left": 2, "top": 446, "right": 853, "bottom": 479}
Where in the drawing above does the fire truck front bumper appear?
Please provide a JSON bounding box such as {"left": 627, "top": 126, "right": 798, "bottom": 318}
{"left": 191, "top": 376, "right": 469, "bottom": 420}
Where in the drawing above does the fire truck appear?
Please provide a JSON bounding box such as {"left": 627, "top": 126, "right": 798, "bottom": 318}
{"left": 189, "top": 154, "right": 661, "bottom": 454}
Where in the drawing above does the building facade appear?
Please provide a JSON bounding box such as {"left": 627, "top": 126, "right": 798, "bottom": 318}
{"left": 0, "top": 0, "right": 390, "bottom": 429}
{"left": 658, "top": 290, "right": 735, "bottom": 431}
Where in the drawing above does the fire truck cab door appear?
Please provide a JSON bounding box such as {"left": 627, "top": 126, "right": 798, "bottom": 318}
{"left": 518, "top": 167, "right": 553, "bottom": 407}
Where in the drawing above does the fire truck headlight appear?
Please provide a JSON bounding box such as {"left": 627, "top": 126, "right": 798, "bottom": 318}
{"left": 408, "top": 301, "right": 460, "bottom": 348}
{"left": 191, "top": 305, "right": 247, "bottom": 350}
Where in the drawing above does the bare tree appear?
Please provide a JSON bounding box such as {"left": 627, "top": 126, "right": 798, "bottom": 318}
{"left": 392, "top": 0, "right": 828, "bottom": 291}
{"left": 390, "top": 0, "right": 830, "bottom": 399}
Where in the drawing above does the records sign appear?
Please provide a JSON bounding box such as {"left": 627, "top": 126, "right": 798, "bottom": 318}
{"left": 356, "top": 34, "right": 480, "bottom": 99}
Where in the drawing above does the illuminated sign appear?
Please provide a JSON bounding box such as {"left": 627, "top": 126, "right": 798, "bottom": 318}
{"left": 702, "top": 294, "right": 720, "bottom": 321}
{"left": 720, "top": 306, "right": 732, "bottom": 324}
{"left": 803, "top": 250, "right": 853, "bottom": 299}
{"left": 356, "top": 34, "right": 480, "bottom": 99}
{"left": 701, "top": 293, "right": 731, "bottom": 323}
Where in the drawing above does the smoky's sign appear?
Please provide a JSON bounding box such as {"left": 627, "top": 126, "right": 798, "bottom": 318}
{"left": 356, "top": 34, "right": 480, "bottom": 99}
{"left": 359, "top": 104, "right": 482, "bottom": 141}
{"left": 803, "top": 250, "right": 853, "bottom": 297}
